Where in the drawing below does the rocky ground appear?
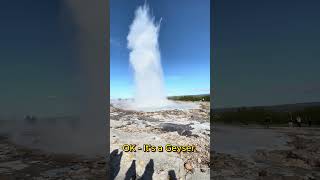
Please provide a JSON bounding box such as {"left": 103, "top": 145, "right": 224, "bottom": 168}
{"left": 110, "top": 101, "right": 210, "bottom": 180}
{"left": 211, "top": 127, "right": 320, "bottom": 180}
{"left": 0, "top": 135, "right": 106, "bottom": 179}
{"left": 3, "top": 103, "right": 318, "bottom": 180}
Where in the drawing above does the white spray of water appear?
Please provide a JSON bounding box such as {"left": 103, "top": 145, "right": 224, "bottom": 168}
{"left": 111, "top": 3, "right": 199, "bottom": 112}
{"left": 127, "top": 4, "right": 168, "bottom": 108}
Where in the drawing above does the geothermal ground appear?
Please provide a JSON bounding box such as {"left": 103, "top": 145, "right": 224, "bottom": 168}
{"left": 0, "top": 135, "right": 106, "bottom": 179}
{"left": 212, "top": 125, "right": 320, "bottom": 180}
{"left": 110, "top": 101, "right": 210, "bottom": 179}
{"left": 0, "top": 118, "right": 106, "bottom": 179}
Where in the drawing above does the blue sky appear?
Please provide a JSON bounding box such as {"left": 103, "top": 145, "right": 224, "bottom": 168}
{"left": 110, "top": 0, "right": 210, "bottom": 99}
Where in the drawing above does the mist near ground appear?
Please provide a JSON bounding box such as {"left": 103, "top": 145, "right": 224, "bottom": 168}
{"left": 111, "top": 99, "right": 200, "bottom": 112}
{"left": 0, "top": 0, "right": 108, "bottom": 157}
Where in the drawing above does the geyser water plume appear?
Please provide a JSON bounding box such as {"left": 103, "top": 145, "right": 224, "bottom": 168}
{"left": 127, "top": 4, "right": 168, "bottom": 108}
{"left": 112, "top": 3, "right": 199, "bottom": 112}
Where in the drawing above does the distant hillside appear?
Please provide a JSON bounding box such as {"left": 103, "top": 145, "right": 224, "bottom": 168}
{"left": 168, "top": 94, "right": 210, "bottom": 101}
{"left": 213, "top": 102, "right": 320, "bottom": 113}
{"left": 212, "top": 102, "right": 320, "bottom": 125}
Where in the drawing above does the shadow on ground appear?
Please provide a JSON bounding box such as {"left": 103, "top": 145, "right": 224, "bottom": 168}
{"left": 110, "top": 149, "right": 177, "bottom": 180}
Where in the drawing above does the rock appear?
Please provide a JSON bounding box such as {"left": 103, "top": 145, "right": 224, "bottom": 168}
{"left": 258, "top": 170, "right": 268, "bottom": 176}
{"left": 184, "top": 162, "right": 193, "bottom": 171}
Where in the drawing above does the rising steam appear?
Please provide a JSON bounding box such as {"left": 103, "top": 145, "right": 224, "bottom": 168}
{"left": 112, "top": 3, "right": 199, "bottom": 112}
{"left": 127, "top": 4, "right": 168, "bottom": 108}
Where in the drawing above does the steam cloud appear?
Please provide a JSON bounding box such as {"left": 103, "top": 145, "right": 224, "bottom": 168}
{"left": 111, "top": 3, "right": 199, "bottom": 112}
{"left": 127, "top": 4, "right": 168, "bottom": 108}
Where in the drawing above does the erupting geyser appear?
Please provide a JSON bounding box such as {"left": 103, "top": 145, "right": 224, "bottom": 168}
{"left": 111, "top": 3, "right": 199, "bottom": 112}
{"left": 127, "top": 4, "right": 168, "bottom": 108}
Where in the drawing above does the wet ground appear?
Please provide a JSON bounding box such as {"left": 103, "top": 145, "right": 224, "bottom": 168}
{"left": 214, "top": 125, "right": 289, "bottom": 158}
{"left": 0, "top": 118, "right": 107, "bottom": 179}
{"left": 0, "top": 135, "right": 106, "bottom": 179}
{"left": 212, "top": 125, "right": 320, "bottom": 180}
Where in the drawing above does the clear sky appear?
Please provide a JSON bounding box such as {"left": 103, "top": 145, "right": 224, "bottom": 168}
{"left": 213, "top": 0, "right": 320, "bottom": 108}
{"left": 110, "top": 0, "right": 210, "bottom": 99}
